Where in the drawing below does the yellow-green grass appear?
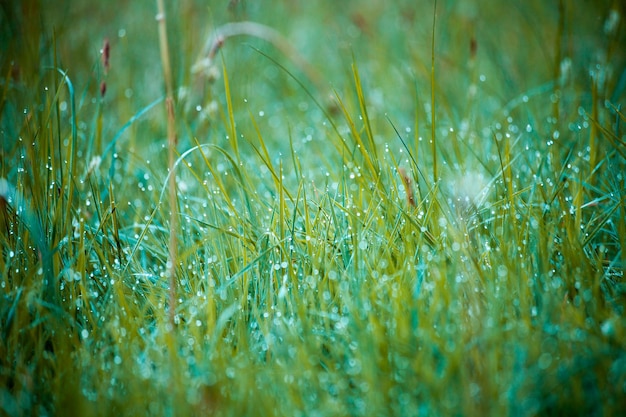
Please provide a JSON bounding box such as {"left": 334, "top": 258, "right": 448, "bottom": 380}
{"left": 1, "top": 0, "right": 625, "bottom": 416}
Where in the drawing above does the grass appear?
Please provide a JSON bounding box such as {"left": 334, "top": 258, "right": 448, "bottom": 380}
{"left": 1, "top": 0, "right": 625, "bottom": 416}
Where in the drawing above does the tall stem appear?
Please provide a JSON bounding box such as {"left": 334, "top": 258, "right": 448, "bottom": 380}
{"left": 430, "top": 0, "right": 438, "bottom": 181}
{"left": 156, "top": 0, "right": 178, "bottom": 330}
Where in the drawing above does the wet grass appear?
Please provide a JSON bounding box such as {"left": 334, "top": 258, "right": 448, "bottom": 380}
{"left": 1, "top": 0, "right": 625, "bottom": 416}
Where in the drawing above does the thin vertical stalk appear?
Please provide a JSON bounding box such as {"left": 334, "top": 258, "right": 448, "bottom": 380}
{"left": 156, "top": 0, "right": 178, "bottom": 330}
{"left": 413, "top": 79, "right": 420, "bottom": 175}
{"left": 551, "top": 0, "right": 565, "bottom": 174}
{"left": 552, "top": 0, "right": 564, "bottom": 123}
{"left": 430, "top": 0, "right": 438, "bottom": 181}
{"left": 589, "top": 78, "right": 599, "bottom": 179}
{"left": 223, "top": 62, "right": 239, "bottom": 160}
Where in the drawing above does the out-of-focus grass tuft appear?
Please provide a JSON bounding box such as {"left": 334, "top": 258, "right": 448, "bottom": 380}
{"left": 1, "top": 0, "right": 625, "bottom": 416}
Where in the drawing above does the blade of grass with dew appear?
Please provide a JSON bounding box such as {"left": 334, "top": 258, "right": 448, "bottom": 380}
{"left": 332, "top": 90, "right": 379, "bottom": 188}
{"left": 155, "top": 6, "right": 183, "bottom": 408}
{"left": 430, "top": 0, "right": 438, "bottom": 181}
{"left": 222, "top": 60, "right": 239, "bottom": 161}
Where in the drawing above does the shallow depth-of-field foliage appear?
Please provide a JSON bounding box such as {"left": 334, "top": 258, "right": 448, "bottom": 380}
{"left": 1, "top": 0, "right": 625, "bottom": 416}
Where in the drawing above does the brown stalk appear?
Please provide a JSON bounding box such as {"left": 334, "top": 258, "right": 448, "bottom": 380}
{"left": 156, "top": 0, "right": 178, "bottom": 330}
{"left": 399, "top": 168, "right": 416, "bottom": 208}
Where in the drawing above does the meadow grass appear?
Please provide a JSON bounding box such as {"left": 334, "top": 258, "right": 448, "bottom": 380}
{"left": 1, "top": 0, "right": 625, "bottom": 416}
